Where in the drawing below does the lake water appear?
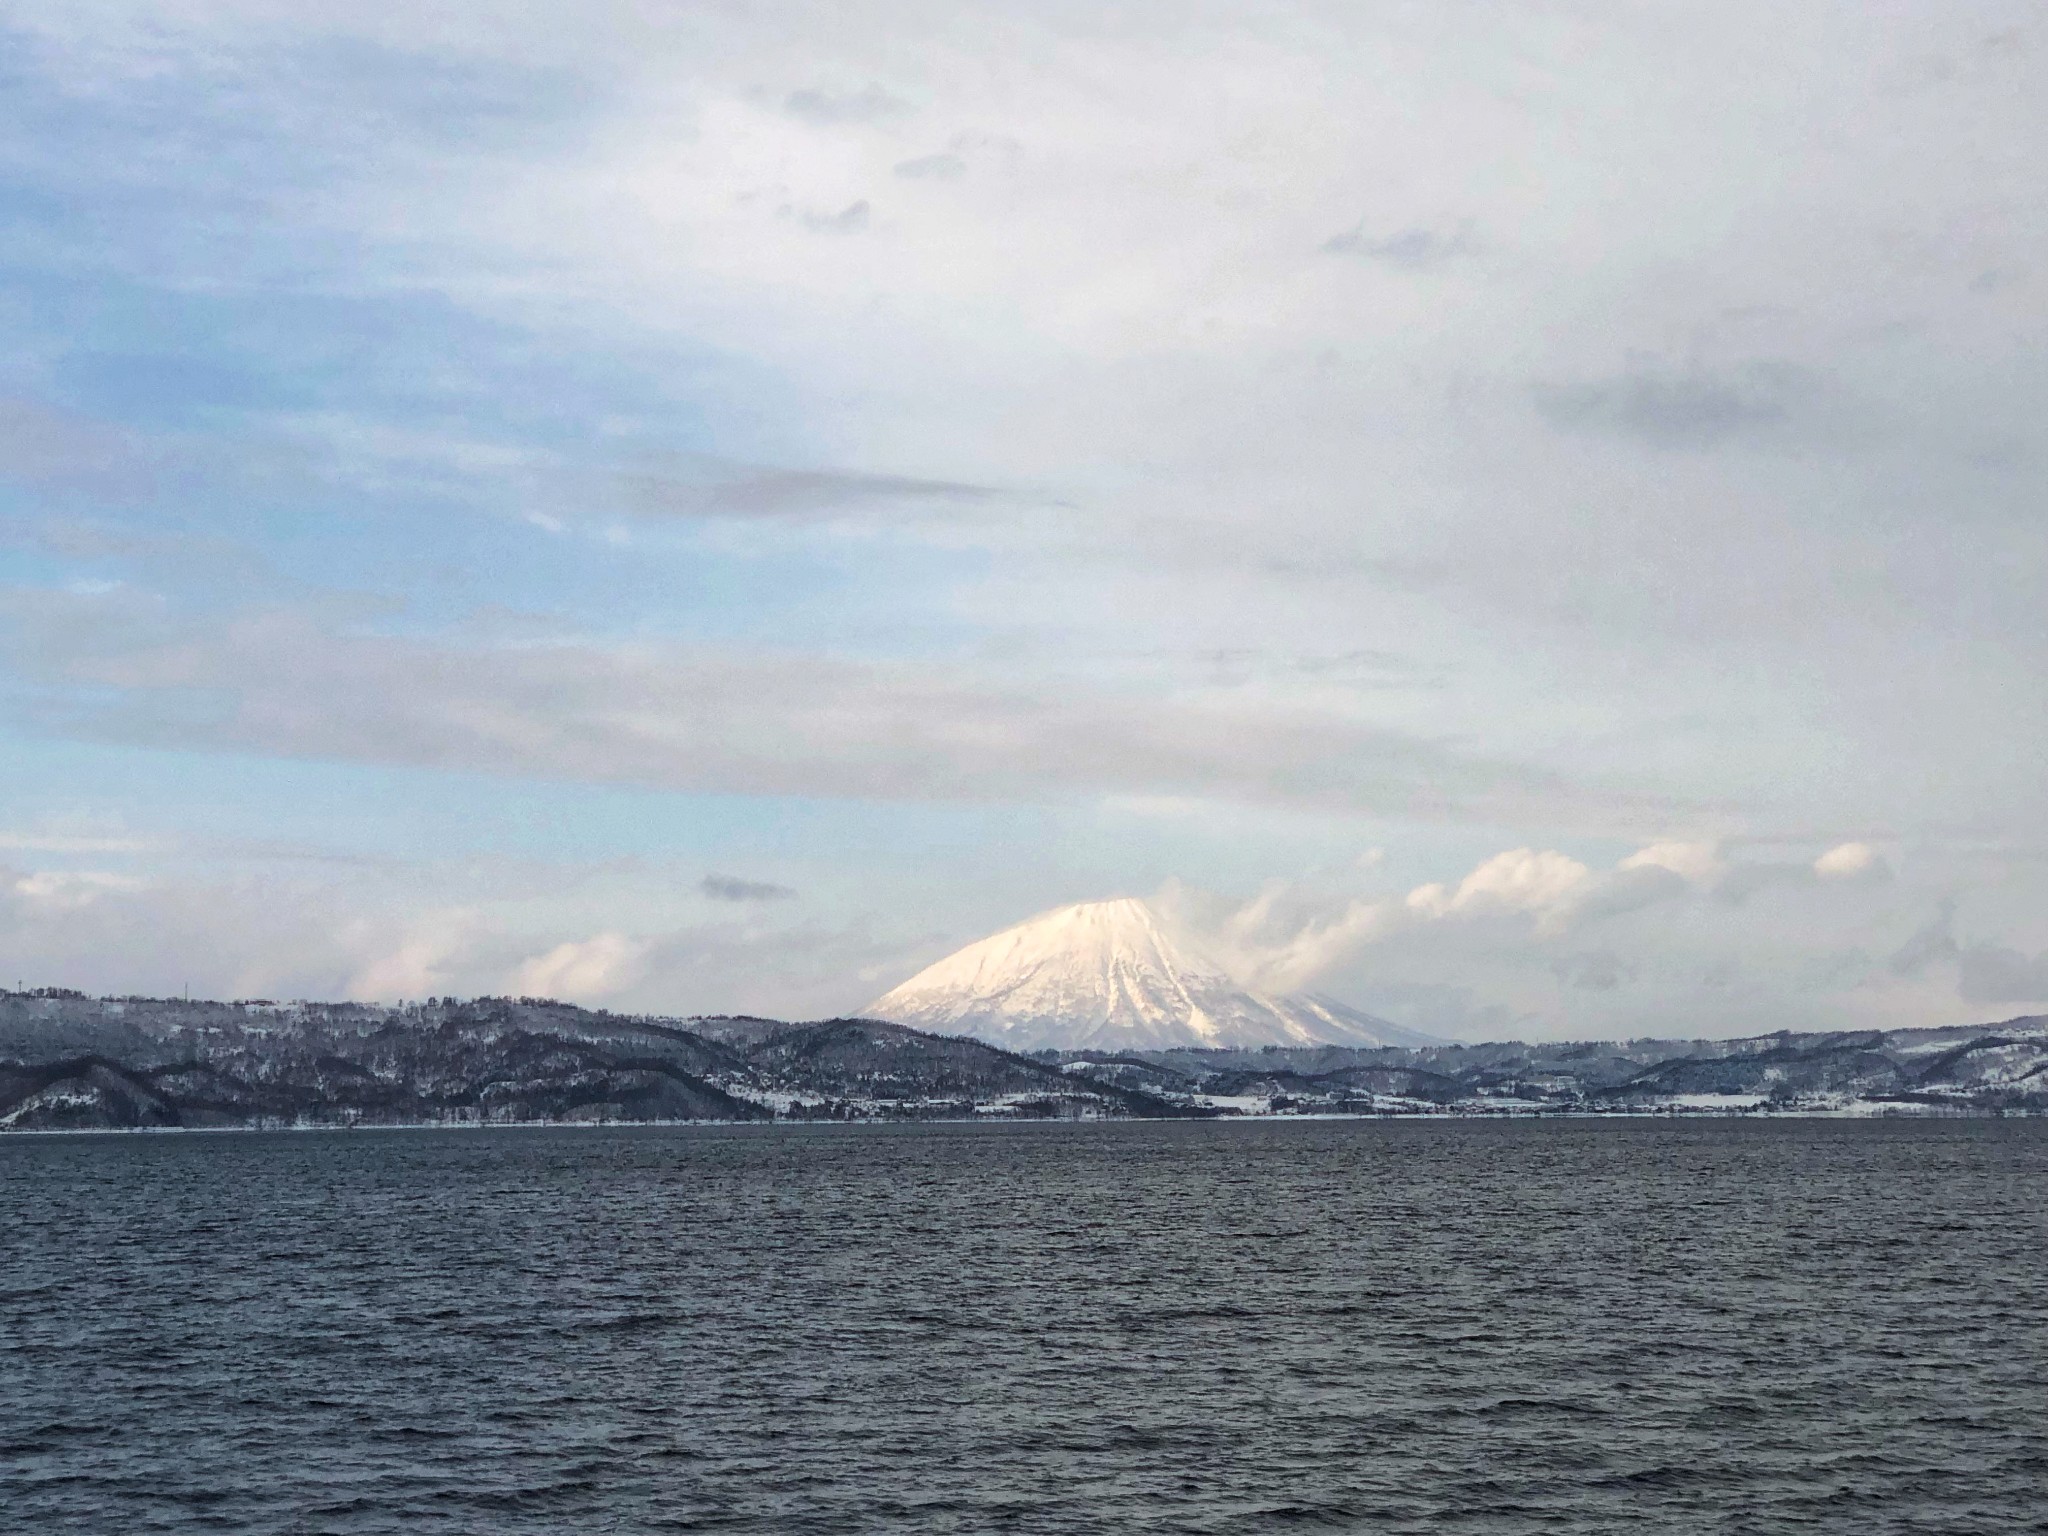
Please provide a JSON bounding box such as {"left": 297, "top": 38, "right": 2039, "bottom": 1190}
{"left": 3, "top": 1119, "right": 2044, "bottom": 1533}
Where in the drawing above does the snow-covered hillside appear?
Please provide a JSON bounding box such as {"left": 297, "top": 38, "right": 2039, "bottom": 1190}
{"left": 863, "top": 897, "right": 1439, "bottom": 1051}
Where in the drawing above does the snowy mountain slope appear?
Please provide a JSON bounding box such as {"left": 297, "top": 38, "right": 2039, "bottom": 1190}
{"left": 862, "top": 897, "right": 1440, "bottom": 1051}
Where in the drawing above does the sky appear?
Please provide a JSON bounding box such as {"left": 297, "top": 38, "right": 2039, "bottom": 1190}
{"left": 0, "top": 1, "right": 2043, "bottom": 1040}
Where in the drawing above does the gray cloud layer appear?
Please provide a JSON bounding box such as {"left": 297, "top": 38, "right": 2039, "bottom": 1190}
{"left": 1, "top": 589, "right": 1632, "bottom": 824}
{"left": 624, "top": 460, "right": 998, "bottom": 521}
{"left": 701, "top": 874, "right": 797, "bottom": 903}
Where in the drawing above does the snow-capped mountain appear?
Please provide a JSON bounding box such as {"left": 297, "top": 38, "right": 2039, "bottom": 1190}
{"left": 863, "top": 897, "right": 1439, "bottom": 1051}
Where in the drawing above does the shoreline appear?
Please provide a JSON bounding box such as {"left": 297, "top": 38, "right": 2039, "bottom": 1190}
{"left": 6, "top": 1104, "right": 2039, "bottom": 1137}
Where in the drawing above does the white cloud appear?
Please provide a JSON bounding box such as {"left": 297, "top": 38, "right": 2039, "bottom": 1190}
{"left": 1192, "top": 883, "right": 1402, "bottom": 994}
{"left": 511, "top": 932, "right": 649, "bottom": 1002}
{"left": 11, "top": 870, "right": 148, "bottom": 910}
{"left": 1813, "top": 840, "right": 1888, "bottom": 881}
{"left": 1189, "top": 845, "right": 1657, "bottom": 993}
{"left": 0, "top": 831, "right": 160, "bottom": 855}
{"left": 1620, "top": 841, "right": 1724, "bottom": 885}
{"left": 346, "top": 913, "right": 481, "bottom": 1002}
{"left": 1407, "top": 848, "right": 1592, "bottom": 928}
{"left": 1168, "top": 827, "right": 1948, "bottom": 1027}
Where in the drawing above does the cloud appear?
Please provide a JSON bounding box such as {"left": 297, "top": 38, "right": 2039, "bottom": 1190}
{"left": 1533, "top": 362, "right": 1813, "bottom": 449}
{"left": 0, "top": 852, "right": 440, "bottom": 1003}
{"left": 1956, "top": 943, "right": 2048, "bottom": 1005}
{"left": 347, "top": 912, "right": 482, "bottom": 1001}
{"left": 1167, "top": 832, "right": 2013, "bottom": 1040}
{"left": 1696, "top": 843, "right": 1892, "bottom": 903}
{"left": 1712, "top": 860, "right": 1815, "bottom": 903}
{"left": 0, "top": 846, "right": 914, "bottom": 1019}
{"left": 0, "top": 588, "right": 1616, "bottom": 822}
{"left": 1190, "top": 830, "right": 1914, "bottom": 1005}
{"left": 783, "top": 84, "right": 908, "bottom": 125}
{"left": 1405, "top": 845, "right": 1712, "bottom": 937}
{"left": 511, "top": 931, "right": 649, "bottom": 1001}
{"left": 1199, "top": 886, "right": 1400, "bottom": 993}
{"left": 1192, "top": 843, "right": 1666, "bottom": 992}
{"left": 701, "top": 874, "right": 797, "bottom": 903}
{"left": 1620, "top": 841, "right": 1724, "bottom": 884}
{"left": 1552, "top": 950, "right": 1637, "bottom": 991}
{"left": 1406, "top": 847, "right": 1592, "bottom": 927}
{"left": 624, "top": 459, "right": 998, "bottom": 521}
{"left": 1322, "top": 221, "right": 1473, "bottom": 269}
{"left": 0, "top": 829, "right": 162, "bottom": 855}
{"left": 1889, "top": 901, "right": 1959, "bottom": 977}
{"left": 894, "top": 153, "right": 966, "bottom": 180}
{"left": 11, "top": 869, "right": 149, "bottom": 910}
{"left": 801, "top": 199, "right": 871, "bottom": 234}
{"left": 0, "top": 398, "right": 151, "bottom": 495}
{"left": 1883, "top": 899, "right": 2048, "bottom": 1005}
{"left": 1561, "top": 862, "right": 1691, "bottom": 926}
{"left": 1969, "top": 266, "right": 2026, "bottom": 295}
{"left": 1813, "top": 840, "right": 1890, "bottom": 882}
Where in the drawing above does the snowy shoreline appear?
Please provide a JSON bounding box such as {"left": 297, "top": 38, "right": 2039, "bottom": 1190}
{"left": 7, "top": 1102, "right": 2039, "bottom": 1137}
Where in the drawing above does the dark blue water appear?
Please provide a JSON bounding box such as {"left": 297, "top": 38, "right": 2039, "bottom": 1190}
{"left": 3, "top": 1119, "right": 2044, "bottom": 1533}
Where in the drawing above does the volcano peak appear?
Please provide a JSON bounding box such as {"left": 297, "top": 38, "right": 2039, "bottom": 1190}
{"left": 864, "top": 898, "right": 1436, "bottom": 1051}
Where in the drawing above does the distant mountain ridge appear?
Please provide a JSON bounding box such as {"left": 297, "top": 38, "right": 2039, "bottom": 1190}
{"left": 1069, "top": 1018, "right": 2048, "bottom": 1112}
{"left": 864, "top": 897, "right": 1439, "bottom": 1050}
{"left": 1, "top": 987, "right": 2041, "bottom": 1129}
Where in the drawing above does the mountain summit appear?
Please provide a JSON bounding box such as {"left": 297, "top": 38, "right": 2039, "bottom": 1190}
{"left": 863, "top": 897, "right": 1438, "bottom": 1051}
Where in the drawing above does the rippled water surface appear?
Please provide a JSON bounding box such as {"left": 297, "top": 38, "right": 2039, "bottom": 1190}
{"left": 4, "top": 1119, "right": 2046, "bottom": 1533}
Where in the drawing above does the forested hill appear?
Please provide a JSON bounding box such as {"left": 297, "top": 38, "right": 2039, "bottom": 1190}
{"left": 0, "top": 989, "right": 2041, "bottom": 1130}
{"left": 0, "top": 991, "right": 1197, "bottom": 1130}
